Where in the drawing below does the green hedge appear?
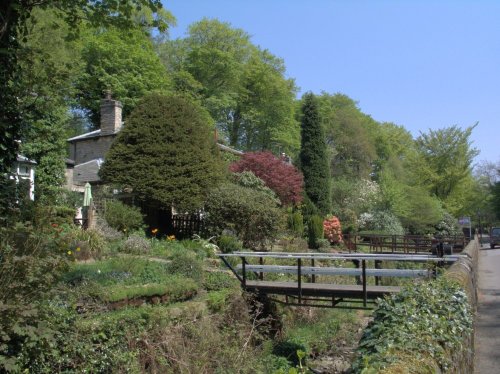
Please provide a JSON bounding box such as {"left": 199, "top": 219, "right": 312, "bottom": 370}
{"left": 204, "top": 182, "right": 284, "bottom": 249}
{"left": 104, "top": 200, "right": 144, "bottom": 233}
{"left": 307, "top": 215, "right": 323, "bottom": 249}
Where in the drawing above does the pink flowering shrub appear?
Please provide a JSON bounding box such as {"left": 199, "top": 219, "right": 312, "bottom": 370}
{"left": 323, "top": 215, "right": 343, "bottom": 244}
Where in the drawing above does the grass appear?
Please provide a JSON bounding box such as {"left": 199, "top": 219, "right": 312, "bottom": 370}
{"left": 64, "top": 256, "right": 200, "bottom": 303}
{"left": 282, "top": 308, "right": 360, "bottom": 353}
{"left": 101, "top": 277, "right": 198, "bottom": 302}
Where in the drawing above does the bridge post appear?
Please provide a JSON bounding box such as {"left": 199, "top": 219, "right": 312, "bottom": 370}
{"left": 352, "top": 259, "right": 361, "bottom": 285}
{"left": 259, "top": 257, "right": 264, "bottom": 280}
{"left": 311, "top": 258, "right": 316, "bottom": 283}
{"left": 375, "top": 260, "right": 382, "bottom": 286}
{"left": 362, "top": 260, "right": 367, "bottom": 307}
{"left": 298, "top": 258, "right": 302, "bottom": 304}
{"left": 241, "top": 257, "right": 246, "bottom": 288}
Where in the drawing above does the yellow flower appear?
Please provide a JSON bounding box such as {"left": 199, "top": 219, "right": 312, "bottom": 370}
{"left": 67, "top": 250, "right": 72, "bottom": 255}
{"left": 76, "top": 247, "right": 81, "bottom": 252}
{"left": 152, "top": 228, "right": 159, "bottom": 235}
{"left": 167, "top": 235, "right": 175, "bottom": 241}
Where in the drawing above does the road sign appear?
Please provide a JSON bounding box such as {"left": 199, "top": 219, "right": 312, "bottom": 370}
{"left": 458, "top": 217, "right": 471, "bottom": 226}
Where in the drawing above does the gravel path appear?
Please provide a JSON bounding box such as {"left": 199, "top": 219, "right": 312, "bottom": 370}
{"left": 474, "top": 238, "right": 500, "bottom": 373}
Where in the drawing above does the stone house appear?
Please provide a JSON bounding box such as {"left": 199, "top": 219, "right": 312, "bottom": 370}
{"left": 66, "top": 93, "right": 123, "bottom": 190}
{"left": 66, "top": 93, "right": 243, "bottom": 190}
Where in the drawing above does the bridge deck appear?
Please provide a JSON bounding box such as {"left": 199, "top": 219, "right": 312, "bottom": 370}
{"left": 244, "top": 280, "right": 400, "bottom": 299}
{"left": 237, "top": 264, "right": 431, "bottom": 278}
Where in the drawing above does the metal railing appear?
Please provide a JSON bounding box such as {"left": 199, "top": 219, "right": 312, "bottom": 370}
{"left": 343, "top": 234, "right": 467, "bottom": 254}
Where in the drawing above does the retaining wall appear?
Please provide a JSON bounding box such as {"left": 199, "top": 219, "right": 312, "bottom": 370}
{"left": 441, "top": 237, "right": 479, "bottom": 373}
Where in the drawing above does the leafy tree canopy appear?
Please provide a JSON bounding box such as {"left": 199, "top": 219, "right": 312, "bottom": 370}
{"left": 316, "top": 93, "right": 378, "bottom": 179}
{"left": 75, "top": 26, "right": 172, "bottom": 126}
{"left": 157, "top": 18, "right": 299, "bottom": 155}
{"left": 492, "top": 182, "right": 500, "bottom": 222}
{"left": 99, "top": 94, "right": 224, "bottom": 211}
{"left": 0, "top": 0, "right": 171, "bottom": 172}
{"left": 16, "top": 8, "right": 79, "bottom": 203}
{"left": 412, "top": 124, "right": 479, "bottom": 202}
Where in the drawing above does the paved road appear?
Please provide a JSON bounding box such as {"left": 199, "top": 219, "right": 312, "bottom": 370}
{"left": 474, "top": 238, "right": 500, "bottom": 373}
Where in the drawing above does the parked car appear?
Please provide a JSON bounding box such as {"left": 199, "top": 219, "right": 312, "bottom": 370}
{"left": 490, "top": 227, "right": 500, "bottom": 249}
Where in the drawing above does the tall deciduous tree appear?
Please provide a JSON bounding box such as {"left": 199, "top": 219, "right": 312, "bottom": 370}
{"left": 299, "top": 93, "right": 331, "bottom": 216}
{"left": 317, "top": 93, "right": 378, "bottom": 179}
{"left": 157, "top": 18, "right": 299, "bottom": 155}
{"left": 99, "top": 94, "right": 224, "bottom": 211}
{"left": 16, "top": 8, "right": 78, "bottom": 203}
{"left": 0, "top": 0, "right": 168, "bottom": 173}
{"left": 75, "top": 26, "right": 172, "bottom": 126}
{"left": 413, "top": 124, "right": 479, "bottom": 202}
{"left": 492, "top": 182, "right": 500, "bottom": 221}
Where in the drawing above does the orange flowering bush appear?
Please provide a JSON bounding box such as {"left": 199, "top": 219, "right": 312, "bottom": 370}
{"left": 323, "top": 215, "right": 343, "bottom": 244}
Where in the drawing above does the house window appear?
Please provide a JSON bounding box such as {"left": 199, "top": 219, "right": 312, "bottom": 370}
{"left": 18, "top": 165, "right": 30, "bottom": 176}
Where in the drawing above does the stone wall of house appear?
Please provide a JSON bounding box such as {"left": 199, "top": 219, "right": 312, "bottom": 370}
{"left": 69, "top": 135, "right": 116, "bottom": 165}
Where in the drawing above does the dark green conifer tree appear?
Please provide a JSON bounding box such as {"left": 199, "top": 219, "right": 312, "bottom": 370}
{"left": 299, "top": 92, "right": 331, "bottom": 215}
{"left": 100, "top": 94, "right": 224, "bottom": 211}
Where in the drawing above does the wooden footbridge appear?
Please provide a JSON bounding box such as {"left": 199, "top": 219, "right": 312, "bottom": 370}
{"left": 218, "top": 251, "right": 465, "bottom": 309}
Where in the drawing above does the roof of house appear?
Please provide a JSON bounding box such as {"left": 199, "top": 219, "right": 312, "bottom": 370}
{"left": 67, "top": 129, "right": 101, "bottom": 142}
{"left": 218, "top": 143, "right": 244, "bottom": 155}
{"left": 67, "top": 129, "right": 119, "bottom": 142}
{"left": 16, "top": 154, "right": 37, "bottom": 165}
{"left": 67, "top": 129, "right": 243, "bottom": 155}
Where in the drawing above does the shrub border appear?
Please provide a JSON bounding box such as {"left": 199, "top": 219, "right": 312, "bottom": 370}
{"left": 353, "top": 237, "right": 479, "bottom": 373}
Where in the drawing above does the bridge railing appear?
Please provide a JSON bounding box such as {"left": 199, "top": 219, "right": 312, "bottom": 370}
{"left": 343, "top": 234, "right": 467, "bottom": 254}
{"left": 218, "top": 252, "right": 463, "bottom": 307}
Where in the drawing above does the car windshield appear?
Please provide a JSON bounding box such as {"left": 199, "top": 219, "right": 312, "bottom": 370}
{"left": 492, "top": 228, "right": 500, "bottom": 236}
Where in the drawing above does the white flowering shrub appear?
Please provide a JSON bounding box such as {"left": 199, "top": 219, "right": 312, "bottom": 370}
{"left": 434, "top": 212, "right": 461, "bottom": 236}
{"left": 339, "top": 179, "right": 382, "bottom": 215}
{"left": 357, "top": 212, "right": 374, "bottom": 229}
{"left": 357, "top": 210, "right": 405, "bottom": 235}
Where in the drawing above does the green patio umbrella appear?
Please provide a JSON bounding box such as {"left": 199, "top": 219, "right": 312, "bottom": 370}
{"left": 83, "top": 182, "right": 92, "bottom": 207}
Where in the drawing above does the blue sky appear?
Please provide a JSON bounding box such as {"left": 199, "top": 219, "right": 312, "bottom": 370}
{"left": 164, "top": 0, "right": 500, "bottom": 164}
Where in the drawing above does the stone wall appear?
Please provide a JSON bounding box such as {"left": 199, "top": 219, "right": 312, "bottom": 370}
{"left": 441, "top": 237, "right": 479, "bottom": 373}
{"left": 445, "top": 237, "right": 479, "bottom": 310}
{"left": 69, "top": 135, "right": 115, "bottom": 165}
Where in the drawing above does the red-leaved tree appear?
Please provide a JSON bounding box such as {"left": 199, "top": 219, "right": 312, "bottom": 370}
{"left": 230, "top": 151, "right": 304, "bottom": 206}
